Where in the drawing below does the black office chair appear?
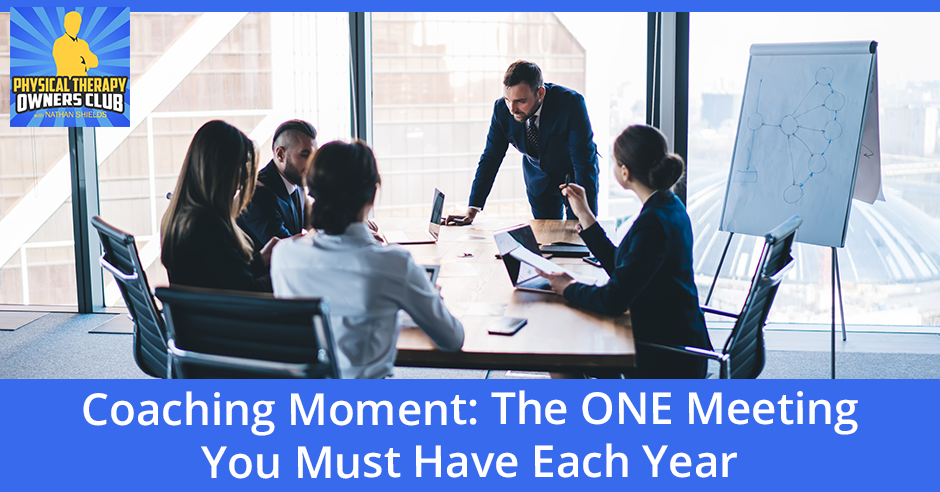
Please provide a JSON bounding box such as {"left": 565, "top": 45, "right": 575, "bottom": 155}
{"left": 91, "top": 216, "right": 169, "bottom": 378}
{"left": 154, "top": 286, "right": 339, "bottom": 379}
{"left": 642, "top": 215, "right": 802, "bottom": 379}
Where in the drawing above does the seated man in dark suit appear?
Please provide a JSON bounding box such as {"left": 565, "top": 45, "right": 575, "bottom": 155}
{"left": 446, "top": 60, "right": 600, "bottom": 225}
{"left": 238, "top": 120, "right": 317, "bottom": 246}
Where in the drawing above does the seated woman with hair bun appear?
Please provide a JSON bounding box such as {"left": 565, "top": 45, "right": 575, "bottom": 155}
{"left": 270, "top": 140, "right": 464, "bottom": 379}
{"left": 540, "top": 125, "right": 712, "bottom": 379}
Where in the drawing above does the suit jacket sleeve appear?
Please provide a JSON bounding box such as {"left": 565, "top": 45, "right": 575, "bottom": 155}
{"left": 238, "top": 185, "right": 292, "bottom": 247}
{"left": 567, "top": 93, "right": 599, "bottom": 215}
{"left": 185, "top": 219, "right": 273, "bottom": 293}
{"left": 206, "top": 248, "right": 272, "bottom": 293}
{"left": 468, "top": 100, "right": 511, "bottom": 209}
{"left": 563, "top": 217, "right": 667, "bottom": 316}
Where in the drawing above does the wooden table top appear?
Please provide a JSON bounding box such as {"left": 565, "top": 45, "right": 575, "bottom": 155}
{"left": 377, "top": 217, "right": 635, "bottom": 371}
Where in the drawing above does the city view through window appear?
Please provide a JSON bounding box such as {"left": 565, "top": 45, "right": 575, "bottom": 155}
{"left": 2, "top": 12, "right": 938, "bottom": 331}
{"left": 689, "top": 13, "right": 940, "bottom": 328}
{"left": 370, "top": 12, "right": 647, "bottom": 221}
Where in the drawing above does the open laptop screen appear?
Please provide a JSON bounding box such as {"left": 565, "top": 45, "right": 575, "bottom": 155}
{"left": 495, "top": 225, "right": 544, "bottom": 286}
{"left": 516, "top": 262, "right": 540, "bottom": 284}
{"left": 428, "top": 188, "right": 444, "bottom": 237}
{"left": 507, "top": 225, "right": 540, "bottom": 255}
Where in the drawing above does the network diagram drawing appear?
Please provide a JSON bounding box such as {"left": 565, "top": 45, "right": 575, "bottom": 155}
{"left": 736, "top": 67, "right": 846, "bottom": 203}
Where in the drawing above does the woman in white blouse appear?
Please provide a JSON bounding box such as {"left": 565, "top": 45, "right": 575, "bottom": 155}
{"left": 271, "top": 140, "right": 464, "bottom": 378}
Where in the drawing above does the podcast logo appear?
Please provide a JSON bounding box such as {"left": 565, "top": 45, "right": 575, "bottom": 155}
{"left": 9, "top": 7, "right": 130, "bottom": 127}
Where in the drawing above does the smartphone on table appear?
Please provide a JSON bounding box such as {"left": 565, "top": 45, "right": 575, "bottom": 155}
{"left": 583, "top": 255, "right": 601, "bottom": 267}
{"left": 487, "top": 317, "right": 527, "bottom": 336}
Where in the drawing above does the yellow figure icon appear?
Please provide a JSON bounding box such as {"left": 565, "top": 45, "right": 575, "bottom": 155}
{"left": 53, "top": 11, "right": 98, "bottom": 77}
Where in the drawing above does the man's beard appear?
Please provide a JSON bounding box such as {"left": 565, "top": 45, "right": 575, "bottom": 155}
{"left": 513, "top": 100, "right": 541, "bottom": 122}
{"left": 283, "top": 155, "right": 304, "bottom": 186}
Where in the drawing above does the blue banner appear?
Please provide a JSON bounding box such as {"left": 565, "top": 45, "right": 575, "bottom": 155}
{"left": 2, "top": 379, "right": 937, "bottom": 489}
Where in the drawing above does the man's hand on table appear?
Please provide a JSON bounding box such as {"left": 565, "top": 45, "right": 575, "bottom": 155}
{"left": 443, "top": 207, "right": 478, "bottom": 226}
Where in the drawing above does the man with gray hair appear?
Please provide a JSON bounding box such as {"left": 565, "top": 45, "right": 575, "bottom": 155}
{"left": 238, "top": 119, "right": 317, "bottom": 247}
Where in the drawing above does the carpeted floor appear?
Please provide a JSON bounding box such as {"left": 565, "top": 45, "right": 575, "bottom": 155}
{"left": 0, "top": 313, "right": 144, "bottom": 379}
{"left": 1, "top": 311, "right": 938, "bottom": 379}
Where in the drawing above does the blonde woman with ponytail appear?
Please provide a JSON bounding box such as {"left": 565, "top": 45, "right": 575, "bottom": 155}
{"left": 540, "top": 125, "right": 712, "bottom": 378}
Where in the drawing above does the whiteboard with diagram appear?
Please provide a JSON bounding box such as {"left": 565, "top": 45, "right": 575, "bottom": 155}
{"left": 719, "top": 41, "right": 880, "bottom": 247}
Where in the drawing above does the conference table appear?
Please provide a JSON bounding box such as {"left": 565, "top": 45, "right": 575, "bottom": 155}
{"left": 376, "top": 217, "right": 635, "bottom": 372}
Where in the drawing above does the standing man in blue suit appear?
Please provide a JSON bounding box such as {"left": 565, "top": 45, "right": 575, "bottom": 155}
{"left": 238, "top": 119, "right": 317, "bottom": 247}
{"left": 446, "top": 60, "right": 599, "bottom": 225}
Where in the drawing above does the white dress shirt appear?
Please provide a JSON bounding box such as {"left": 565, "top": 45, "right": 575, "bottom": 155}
{"left": 530, "top": 93, "right": 543, "bottom": 129}
{"left": 277, "top": 168, "right": 298, "bottom": 196}
{"left": 271, "top": 222, "right": 464, "bottom": 379}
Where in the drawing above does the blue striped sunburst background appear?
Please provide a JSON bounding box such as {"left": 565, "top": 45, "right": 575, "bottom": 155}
{"left": 9, "top": 7, "right": 130, "bottom": 127}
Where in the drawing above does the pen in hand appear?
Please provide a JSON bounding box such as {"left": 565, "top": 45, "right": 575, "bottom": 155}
{"left": 563, "top": 173, "right": 571, "bottom": 208}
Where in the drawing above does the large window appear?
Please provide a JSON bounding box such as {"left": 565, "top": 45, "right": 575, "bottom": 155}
{"left": 0, "top": 12, "right": 350, "bottom": 308}
{"left": 1, "top": 12, "right": 76, "bottom": 306}
{"left": 689, "top": 13, "right": 940, "bottom": 328}
{"left": 370, "top": 12, "right": 646, "bottom": 221}
{"left": 95, "top": 12, "right": 350, "bottom": 307}
{"left": 3, "top": 11, "right": 649, "bottom": 307}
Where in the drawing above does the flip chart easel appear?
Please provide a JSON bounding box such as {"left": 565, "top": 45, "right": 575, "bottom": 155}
{"left": 707, "top": 41, "right": 882, "bottom": 379}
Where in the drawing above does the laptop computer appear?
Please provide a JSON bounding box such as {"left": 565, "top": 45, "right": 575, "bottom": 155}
{"left": 494, "top": 225, "right": 556, "bottom": 294}
{"left": 383, "top": 188, "right": 445, "bottom": 245}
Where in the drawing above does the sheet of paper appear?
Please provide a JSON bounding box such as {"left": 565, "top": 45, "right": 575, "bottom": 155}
{"left": 853, "top": 55, "right": 884, "bottom": 204}
{"left": 720, "top": 43, "right": 878, "bottom": 247}
{"left": 508, "top": 246, "right": 569, "bottom": 275}
{"left": 508, "top": 246, "right": 598, "bottom": 285}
